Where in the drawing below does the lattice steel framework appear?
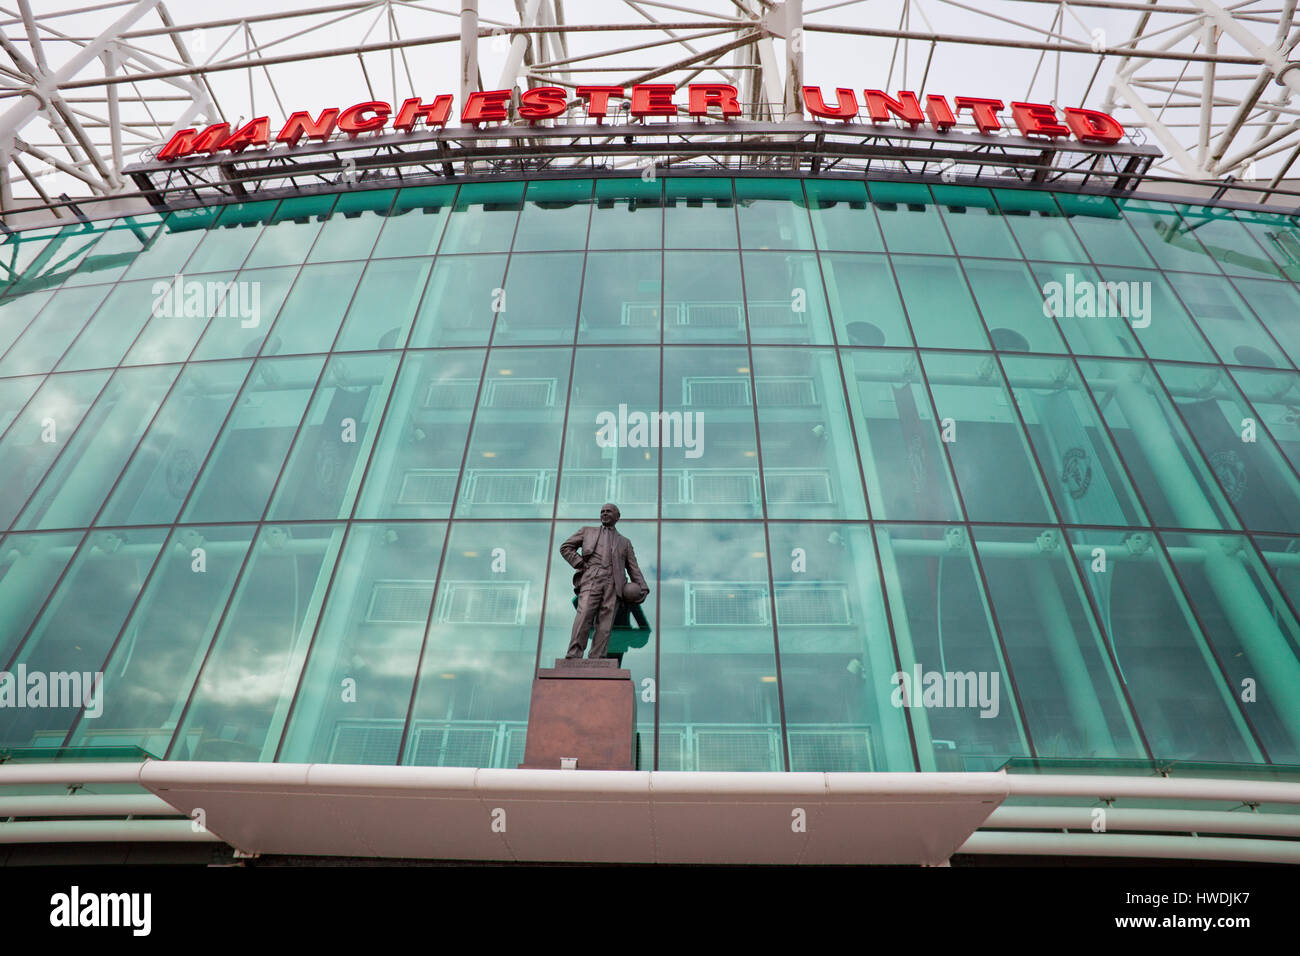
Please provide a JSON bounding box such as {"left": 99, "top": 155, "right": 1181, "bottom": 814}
{"left": 2, "top": 0, "right": 1300, "bottom": 217}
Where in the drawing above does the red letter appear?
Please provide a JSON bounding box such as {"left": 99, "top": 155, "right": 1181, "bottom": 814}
{"left": 630, "top": 84, "right": 678, "bottom": 118}
{"left": 338, "top": 101, "right": 390, "bottom": 135}
{"left": 863, "top": 90, "right": 924, "bottom": 127}
{"left": 954, "top": 96, "right": 1005, "bottom": 134}
{"left": 394, "top": 95, "right": 452, "bottom": 131}
{"left": 182, "top": 123, "right": 231, "bottom": 155}
{"left": 926, "top": 95, "right": 956, "bottom": 131}
{"left": 688, "top": 83, "right": 740, "bottom": 117}
{"left": 218, "top": 116, "right": 270, "bottom": 153}
{"left": 276, "top": 108, "right": 339, "bottom": 146}
{"left": 157, "top": 128, "right": 199, "bottom": 161}
{"left": 1064, "top": 107, "right": 1125, "bottom": 144}
{"left": 519, "top": 86, "right": 568, "bottom": 120}
{"left": 461, "top": 90, "right": 512, "bottom": 125}
{"left": 576, "top": 85, "right": 625, "bottom": 121}
{"left": 803, "top": 86, "right": 858, "bottom": 120}
{"left": 1010, "top": 102, "right": 1070, "bottom": 138}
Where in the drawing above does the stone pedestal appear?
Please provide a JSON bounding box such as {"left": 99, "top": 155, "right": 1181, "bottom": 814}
{"left": 519, "top": 659, "right": 636, "bottom": 770}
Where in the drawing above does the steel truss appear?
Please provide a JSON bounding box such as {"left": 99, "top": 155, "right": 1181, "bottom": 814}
{"left": 1, "top": 0, "right": 1299, "bottom": 217}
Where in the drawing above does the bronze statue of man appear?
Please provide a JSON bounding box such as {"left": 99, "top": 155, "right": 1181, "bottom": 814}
{"left": 560, "top": 503, "right": 649, "bottom": 660}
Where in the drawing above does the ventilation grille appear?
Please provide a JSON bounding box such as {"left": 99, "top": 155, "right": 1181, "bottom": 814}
{"left": 411, "top": 726, "right": 497, "bottom": 768}
{"left": 748, "top": 302, "right": 808, "bottom": 328}
{"left": 694, "top": 730, "right": 779, "bottom": 771}
{"left": 620, "top": 303, "right": 662, "bottom": 327}
{"left": 775, "top": 583, "right": 852, "bottom": 626}
{"left": 329, "top": 722, "right": 403, "bottom": 764}
{"left": 424, "top": 379, "right": 478, "bottom": 409}
{"left": 755, "top": 377, "right": 817, "bottom": 406}
{"left": 398, "top": 470, "right": 458, "bottom": 505}
{"left": 464, "top": 469, "right": 551, "bottom": 504}
{"left": 690, "top": 471, "right": 759, "bottom": 504}
{"left": 683, "top": 377, "right": 750, "bottom": 406}
{"left": 765, "top": 470, "right": 833, "bottom": 504}
{"left": 687, "top": 583, "right": 770, "bottom": 626}
{"left": 482, "top": 377, "right": 556, "bottom": 408}
{"left": 367, "top": 581, "right": 435, "bottom": 623}
{"left": 684, "top": 302, "right": 743, "bottom": 328}
{"left": 559, "top": 470, "right": 612, "bottom": 504}
{"left": 788, "top": 729, "right": 874, "bottom": 772}
{"left": 437, "top": 581, "right": 528, "bottom": 625}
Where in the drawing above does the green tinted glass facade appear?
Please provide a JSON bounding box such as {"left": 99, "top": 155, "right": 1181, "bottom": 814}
{"left": 2, "top": 176, "right": 1300, "bottom": 773}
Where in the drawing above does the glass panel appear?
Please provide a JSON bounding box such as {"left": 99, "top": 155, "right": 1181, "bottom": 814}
{"left": 56, "top": 279, "right": 165, "bottom": 371}
{"left": 1095, "top": 266, "right": 1219, "bottom": 363}
{"left": 170, "top": 523, "right": 345, "bottom": 761}
{"left": 1231, "top": 278, "right": 1300, "bottom": 368}
{"left": 662, "top": 250, "right": 745, "bottom": 344}
{"left": 438, "top": 181, "right": 523, "bottom": 254}
{"left": 122, "top": 269, "right": 238, "bottom": 366}
{"left": 455, "top": 348, "right": 570, "bottom": 518}
{"left": 1178, "top": 205, "right": 1287, "bottom": 279}
{"left": 1155, "top": 361, "right": 1300, "bottom": 533}
{"left": 1163, "top": 531, "right": 1300, "bottom": 764}
{"left": 752, "top": 346, "right": 867, "bottom": 518}
{"left": 874, "top": 523, "right": 1031, "bottom": 770}
{"left": 512, "top": 179, "right": 592, "bottom": 251}
{"left": 182, "top": 355, "right": 325, "bottom": 523}
{"left": 0, "top": 374, "right": 41, "bottom": 435}
{"left": 0, "top": 284, "right": 112, "bottom": 377}
{"left": 765, "top": 523, "right": 912, "bottom": 770}
{"left": 892, "top": 255, "right": 989, "bottom": 350}
{"left": 840, "top": 348, "right": 963, "bottom": 520}
{"left": 0, "top": 530, "right": 83, "bottom": 667}
{"left": 819, "top": 252, "right": 913, "bottom": 347}
{"left": 1001, "top": 353, "right": 1149, "bottom": 528}
{"left": 1164, "top": 271, "right": 1290, "bottom": 369}
{"left": 188, "top": 266, "right": 299, "bottom": 361}
{"left": 993, "top": 189, "right": 1087, "bottom": 262}
{"left": 742, "top": 251, "right": 832, "bottom": 345}
{"left": 657, "top": 521, "right": 784, "bottom": 771}
{"left": 241, "top": 194, "right": 335, "bottom": 269}
{"left": 734, "top": 178, "right": 814, "bottom": 249}
{"left": 16, "top": 363, "right": 179, "bottom": 531}
{"left": 589, "top": 178, "right": 662, "bottom": 250}
{"left": 268, "top": 351, "right": 399, "bottom": 521}
{"left": 278, "top": 521, "right": 447, "bottom": 764}
{"left": 1232, "top": 208, "right": 1300, "bottom": 281}
{"left": 493, "top": 252, "right": 583, "bottom": 345}
{"left": 119, "top": 210, "right": 214, "bottom": 281}
{"left": 355, "top": 349, "right": 482, "bottom": 520}
{"left": 65, "top": 524, "right": 257, "bottom": 756}
{"left": 662, "top": 346, "right": 759, "bottom": 519}
{"left": 1030, "top": 262, "right": 1141, "bottom": 359}
{"left": 401, "top": 521, "right": 548, "bottom": 767}
{"left": 970, "top": 524, "right": 1145, "bottom": 759}
{"left": 98, "top": 360, "right": 251, "bottom": 526}
{"left": 0, "top": 369, "right": 111, "bottom": 530}
{"left": 1054, "top": 193, "right": 1155, "bottom": 267}
{"left": 308, "top": 188, "right": 396, "bottom": 262}
{"left": 60, "top": 215, "right": 165, "bottom": 288}
{"left": 183, "top": 200, "right": 276, "bottom": 273}
{"left": 578, "top": 250, "right": 661, "bottom": 344}
{"left": 805, "top": 179, "right": 883, "bottom": 253}
{"left": 1119, "top": 199, "right": 1222, "bottom": 274}
{"left": 334, "top": 257, "right": 432, "bottom": 352}
{"left": 1229, "top": 366, "right": 1300, "bottom": 475}
{"left": 408, "top": 253, "right": 506, "bottom": 348}
{"left": 921, "top": 350, "right": 1056, "bottom": 523}
{"left": 1076, "top": 356, "right": 1240, "bottom": 530}
{"left": 1253, "top": 534, "right": 1300, "bottom": 621}
{"left": 0, "top": 289, "right": 54, "bottom": 359}
{"left": 0, "top": 528, "right": 167, "bottom": 750}
{"left": 962, "top": 258, "right": 1069, "bottom": 354}
{"left": 557, "top": 346, "right": 660, "bottom": 521}
{"left": 241, "top": 262, "right": 361, "bottom": 358}
{"left": 664, "top": 177, "right": 737, "bottom": 249}
{"left": 869, "top": 181, "right": 952, "bottom": 255}
{"left": 369, "top": 186, "right": 454, "bottom": 259}
{"left": 1062, "top": 526, "right": 1262, "bottom": 762}
{"left": 933, "top": 185, "right": 1019, "bottom": 259}
{"left": 0, "top": 227, "right": 62, "bottom": 290}
{"left": 7, "top": 224, "right": 106, "bottom": 293}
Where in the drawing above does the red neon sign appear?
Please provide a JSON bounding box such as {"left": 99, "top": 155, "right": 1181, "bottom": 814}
{"left": 156, "top": 83, "right": 1127, "bottom": 161}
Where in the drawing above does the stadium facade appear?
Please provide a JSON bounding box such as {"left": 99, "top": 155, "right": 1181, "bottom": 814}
{"left": 2, "top": 2, "right": 1300, "bottom": 866}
